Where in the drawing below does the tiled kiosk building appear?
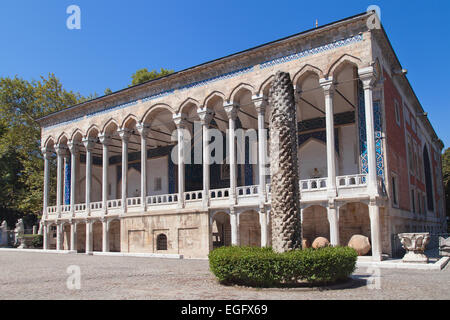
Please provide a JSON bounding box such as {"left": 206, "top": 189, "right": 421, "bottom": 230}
{"left": 38, "top": 12, "right": 446, "bottom": 260}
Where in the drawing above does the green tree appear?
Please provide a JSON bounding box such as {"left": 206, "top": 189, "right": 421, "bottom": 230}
{"left": 0, "top": 74, "right": 83, "bottom": 219}
{"left": 130, "top": 68, "right": 173, "bottom": 86}
{"left": 104, "top": 87, "right": 113, "bottom": 95}
{"left": 442, "top": 147, "right": 450, "bottom": 231}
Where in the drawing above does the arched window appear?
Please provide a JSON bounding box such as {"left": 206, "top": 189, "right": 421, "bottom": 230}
{"left": 156, "top": 234, "right": 167, "bottom": 250}
{"left": 423, "top": 146, "right": 434, "bottom": 211}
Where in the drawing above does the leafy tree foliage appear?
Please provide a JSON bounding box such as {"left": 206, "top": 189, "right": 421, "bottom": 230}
{"left": 130, "top": 68, "right": 173, "bottom": 86}
{"left": 0, "top": 74, "right": 83, "bottom": 221}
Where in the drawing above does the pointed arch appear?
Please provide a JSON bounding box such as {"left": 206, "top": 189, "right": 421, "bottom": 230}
{"left": 326, "top": 54, "right": 363, "bottom": 78}
{"left": 141, "top": 103, "right": 174, "bottom": 124}
{"left": 293, "top": 64, "right": 324, "bottom": 87}
{"left": 70, "top": 129, "right": 84, "bottom": 142}
{"left": 120, "top": 114, "right": 139, "bottom": 129}
{"left": 228, "top": 83, "right": 255, "bottom": 103}
{"left": 203, "top": 91, "right": 226, "bottom": 108}
{"left": 56, "top": 132, "right": 70, "bottom": 145}
{"left": 177, "top": 97, "right": 200, "bottom": 114}
{"left": 43, "top": 136, "right": 56, "bottom": 149}
{"left": 101, "top": 118, "right": 120, "bottom": 135}
{"left": 256, "top": 75, "right": 274, "bottom": 97}
{"left": 85, "top": 124, "right": 100, "bottom": 138}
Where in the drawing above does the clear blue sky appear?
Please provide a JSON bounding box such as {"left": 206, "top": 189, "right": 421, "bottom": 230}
{"left": 0, "top": 1, "right": 449, "bottom": 148}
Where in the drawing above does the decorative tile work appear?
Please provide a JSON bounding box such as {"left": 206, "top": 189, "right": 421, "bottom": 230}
{"left": 43, "top": 34, "right": 363, "bottom": 132}
{"left": 260, "top": 34, "right": 363, "bottom": 69}
{"left": 357, "top": 80, "right": 385, "bottom": 178}
{"left": 168, "top": 156, "right": 175, "bottom": 194}
{"left": 64, "top": 159, "right": 71, "bottom": 205}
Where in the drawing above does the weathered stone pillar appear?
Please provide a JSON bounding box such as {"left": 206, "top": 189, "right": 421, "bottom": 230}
{"left": 269, "top": 71, "right": 301, "bottom": 253}
{"left": 320, "top": 78, "right": 337, "bottom": 197}
{"left": 118, "top": 129, "right": 131, "bottom": 214}
{"left": 43, "top": 223, "right": 48, "bottom": 250}
{"left": 224, "top": 103, "right": 239, "bottom": 204}
{"left": 56, "top": 223, "right": 62, "bottom": 251}
{"left": 55, "top": 144, "right": 67, "bottom": 215}
{"left": 197, "top": 107, "right": 213, "bottom": 207}
{"left": 173, "top": 114, "right": 188, "bottom": 208}
{"left": 136, "top": 123, "right": 150, "bottom": 211}
{"left": 359, "top": 67, "right": 378, "bottom": 195}
{"left": 259, "top": 208, "right": 268, "bottom": 247}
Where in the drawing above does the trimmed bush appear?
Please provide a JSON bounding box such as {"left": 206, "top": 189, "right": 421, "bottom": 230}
{"left": 209, "top": 246, "right": 357, "bottom": 287}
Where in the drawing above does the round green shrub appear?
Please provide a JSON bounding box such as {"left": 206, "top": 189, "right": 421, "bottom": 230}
{"left": 209, "top": 246, "right": 357, "bottom": 287}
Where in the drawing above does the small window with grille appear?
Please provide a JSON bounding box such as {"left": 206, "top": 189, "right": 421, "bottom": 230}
{"left": 156, "top": 233, "right": 167, "bottom": 250}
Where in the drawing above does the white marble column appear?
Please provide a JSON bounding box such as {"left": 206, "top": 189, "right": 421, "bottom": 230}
{"left": 99, "top": 134, "right": 111, "bottom": 215}
{"left": 85, "top": 220, "right": 92, "bottom": 254}
{"left": 358, "top": 67, "right": 378, "bottom": 195}
{"left": 173, "top": 114, "right": 188, "bottom": 208}
{"left": 253, "top": 96, "right": 267, "bottom": 203}
{"left": 55, "top": 145, "right": 66, "bottom": 214}
{"left": 197, "top": 108, "right": 213, "bottom": 207}
{"left": 70, "top": 221, "right": 77, "bottom": 252}
{"left": 56, "top": 223, "right": 62, "bottom": 251}
{"left": 102, "top": 218, "right": 109, "bottom": 252}
{"left": 42, "top": 148, "right": 51, "bottom": 218}
{"left": 136, "top": 123, "right": 149, "bottom": 211}
{"left": 319, "top": 78, "right": 337, "bottom": 197}
{"left": 68, "top": 142, "right": 78, "bottom": 216}
{"left": 43, "top": 223, "right": 48, "bottom": 250}
{"left": 224, "top": 102, "right": 239, "bottom": 203}
{"left": 369, "top": 201, "right": 382, "bottom": 261}
{"left": 82, "top": 138, "right": 95, "bottom": 215}
{"left": 327, "top": 201, "right": 340, "bottom": 246}
{"left": 259, "top": 209, "right": 268, "bottom": 247}
{"left": 230, "top": 209, "right": 239, "bottom": 246}
{"left": 118, "top": 129, "right": 131, "bottom": 213}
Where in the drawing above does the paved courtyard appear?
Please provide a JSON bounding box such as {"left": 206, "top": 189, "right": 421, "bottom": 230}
{"left": 0, "top": 251, "right": 449, "bottom": 300}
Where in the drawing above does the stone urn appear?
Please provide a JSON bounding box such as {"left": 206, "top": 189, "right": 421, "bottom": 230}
{"left": 398, "top": 233, "right": 430, "bottom": 263}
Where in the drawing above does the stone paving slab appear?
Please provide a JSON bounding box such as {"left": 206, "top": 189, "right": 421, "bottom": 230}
{"left": 0, "top": 251, "right": 449, "bottom": 300}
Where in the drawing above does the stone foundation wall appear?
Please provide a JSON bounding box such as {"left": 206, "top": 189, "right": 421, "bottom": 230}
{"left": 338, "top": 202, "right": 371, "bottom": 247}
{"left": 121, "top": 210, "right": 210, "bottom": 258}
{"left": 239, "top": 211, "right": 261, "bottom": 247}
{"left": 302, "top": 205, "right": 330, "bottom": 244}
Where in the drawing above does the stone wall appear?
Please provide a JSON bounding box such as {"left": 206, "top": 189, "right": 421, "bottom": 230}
{"left": 239, "top": 210, "right": 260, "bottom": 247}
{"left": 302, "top": 205, "right": 330, "bottom": 244}
{"left": 338, "top": 202, "right": 370, "bottom": 247}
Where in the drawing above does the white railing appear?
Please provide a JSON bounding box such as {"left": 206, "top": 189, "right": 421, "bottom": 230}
{"left": 236, "top": 185, "right": 259, "bottom": 197}
{"left": 299, "top": 178, "right": 327, "bottom": 191}
{"left": 107, "top": 199, "right": 122, "bottom": 209}
{"left": 127, "top": 197, "right": 141, "bottom": 207}
{"left": 209, "top": 188, "right": 230, "bottom": 199}
{"left": 90, "top": 201, "right": 103, "bottom": 211}
{"left": 147, "top": 193, "right": 178, "bottom": 205}
{"left": 74, "top": 203, "right": 86, "bottom": 212}
{"left": 184, "top": 190, "right": 202, "bottom": 202}
{"left": 61, "top": 205, "right": 71, "bottom": 213}
{"left": 336, "top": 174, "right": 367, "bottom": 188}
{"left": 47, "top": 206, "right": 58, "bottom": 214}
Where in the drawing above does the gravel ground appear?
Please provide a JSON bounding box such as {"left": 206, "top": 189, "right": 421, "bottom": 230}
{"left": 0, "top": 251, "right": 449, "bottom": 300}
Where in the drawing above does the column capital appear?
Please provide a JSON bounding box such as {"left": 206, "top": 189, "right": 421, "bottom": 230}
{"left": 82, "top": 137, "right": 96, "bottom": 150}
{"left": 358, "top": 66, "right": 377, "bottom": 89}
{"left": 117, "top": 128, "right": 131, "bottom": 141}
{"left": 41, "top": 147, "right": 52, "bottom": 158}
{"left": 67, "top": 141, "right": 80, "bottom": 154}
{"left": 223, "top": 102, "right": 239, "bottom": 120}
{"left": 54, "top": 144, "right": 68, "bottom": 156}
{"left": 197, "top": 107, "right": 214, "bottom": 126}
{"left": 319, "top": 77, "right": 335, "bottom": 96}
{"left": 136, "top": 122, "right": 150, "bottom": 136}
{"left": 98, "top": 134, "right": 112, "bottom": 145}
{"left": 173, "top": 113, "right": 189, "bottom": 129}
{"left": 252, "top": 96, "right": 267, "bottom": 114}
